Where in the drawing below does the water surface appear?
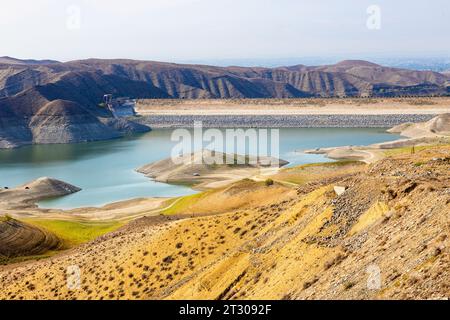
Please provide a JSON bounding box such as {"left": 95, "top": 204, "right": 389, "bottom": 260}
{"left": 0, "top": 128, "right": 400, "bottom": 209}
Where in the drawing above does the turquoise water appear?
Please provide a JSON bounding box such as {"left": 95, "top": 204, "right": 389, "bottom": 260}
{"left": 0, "top": 128, "right": 400, "bottom": 209}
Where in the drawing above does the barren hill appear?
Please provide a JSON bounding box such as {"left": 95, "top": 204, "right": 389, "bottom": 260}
{"left": 0, "top": 56, "right": 59, "bottom": 66}
{"left": 0, "top": 217, "right": 60, "bottom": 261}
{"left": 0, "top": 177, "right": 81, "bottom": 209}
{"left": 137, "top": 150, "right": 288, "bottom": 189}
{"left": 0, "top": 146, "right": 448, "bottom": 300}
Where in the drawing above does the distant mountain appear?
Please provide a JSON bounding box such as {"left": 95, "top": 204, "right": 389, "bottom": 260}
{"left": 0, "top": 58, "right": 449, "bottom": 148}
{"left": 371, "top": 57, "right": 450, "bottom": 73}
{"left": 1, "top": 58, "right": 449, "bottom": 100}
{"left": 182, "top": 57, "right": 450, "bottom": 72}
{"left": 0, "top": 56, "right": 60, "bottom": 65}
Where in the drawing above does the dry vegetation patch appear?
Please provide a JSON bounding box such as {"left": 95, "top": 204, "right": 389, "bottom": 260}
{"left": 0, "top": 146, "right": 448, "bottom": 300}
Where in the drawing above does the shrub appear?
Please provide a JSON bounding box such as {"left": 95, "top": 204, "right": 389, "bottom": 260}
{"left": 344, "top": 281, "right": 356, "bottom": 290}
{"left": 265, "top": 179, "right": 274, "bottom": 187}
{"left": 0, "top": 215, "right": 13, "bottom": 222}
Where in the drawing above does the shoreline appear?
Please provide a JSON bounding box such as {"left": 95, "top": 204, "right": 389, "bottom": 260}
{"left": 305, "top": 114, "right": 450, "bottom": 163}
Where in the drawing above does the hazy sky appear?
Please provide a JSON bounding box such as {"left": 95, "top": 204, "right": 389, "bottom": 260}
{"left": 1, "top": 0, "right": 449, "bottom": 62}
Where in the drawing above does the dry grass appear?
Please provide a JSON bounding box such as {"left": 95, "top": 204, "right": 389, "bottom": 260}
{"left": 162, "top": 179, "right": 294, "bottom": 216}
{"left": 272, "top": 161, "right": 365, "bottom": 185}
{"left": 25, "top": 219, "right": 123, "bottom": 247}
{"left": 0, "top": 146, "right": 448, "bottom": 300}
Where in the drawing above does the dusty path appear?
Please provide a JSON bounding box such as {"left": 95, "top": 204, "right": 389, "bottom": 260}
{"left": 1, "top": 197, "right": 171, "bottom": 222}
{"left": 137, "top": 97, "right": 450, "bottom": 115}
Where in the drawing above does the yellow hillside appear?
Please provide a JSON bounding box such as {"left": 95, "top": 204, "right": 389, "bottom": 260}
{"left": 0, "top": 146, "right": 448, "bottom": 300}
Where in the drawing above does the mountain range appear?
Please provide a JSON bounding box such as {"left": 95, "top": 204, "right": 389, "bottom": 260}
{"left": 0, "top": 57, "right": 449, "bottom": 148}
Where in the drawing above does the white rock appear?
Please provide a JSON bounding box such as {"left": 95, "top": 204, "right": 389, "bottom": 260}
{"left": 334, "top": 186, "right": 347, "bottom": 196}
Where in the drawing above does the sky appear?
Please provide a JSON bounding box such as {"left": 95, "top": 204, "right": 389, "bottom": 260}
{"left": 1, "top": 0, "right": 449, "bottom": 63}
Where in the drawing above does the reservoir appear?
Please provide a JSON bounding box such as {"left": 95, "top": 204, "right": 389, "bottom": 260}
{"left": 0, "top": 128, "right": 401, "bottom": 209}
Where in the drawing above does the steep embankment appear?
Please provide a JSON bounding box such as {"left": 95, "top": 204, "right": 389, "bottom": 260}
{"left": 29, "top": 100, "right": 125, "bottom": 144}
{"left": 0, "top": 217, "right": 60, "bottom": 261}
{"left": 0, "top": 146, "right": 448, "bottom": 300}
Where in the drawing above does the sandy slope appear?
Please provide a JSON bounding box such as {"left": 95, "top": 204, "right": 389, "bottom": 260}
{"left": 0, "top": 147, "right": 448, "bottom": 300}
{"left": 1, "top": 196, "right": 171, "bottom": 222}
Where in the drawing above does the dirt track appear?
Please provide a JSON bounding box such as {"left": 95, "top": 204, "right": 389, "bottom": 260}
{"left": 137, "top": 97, "right": 450, "bottom": 115}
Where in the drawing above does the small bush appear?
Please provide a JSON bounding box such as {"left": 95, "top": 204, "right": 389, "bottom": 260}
{"left": 344, "top": 281, "right": 356, "bottom": 290}
{"left": 265, "top": 179, "right": 274, "bottom": 187}
{"left": 0, "top": 215, "right": 13, "bottom": 222}
{"left": 324, "top": 252, "right": 346, "bottom": 270}
{"left": 302, "top": 276, "right": 319, "bottom": 289}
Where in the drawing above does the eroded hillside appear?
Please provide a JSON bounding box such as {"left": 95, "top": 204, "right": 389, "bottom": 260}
{"left": 0, "top": 217, "right": 60, "bottom": 263}
{"left": 0, "top": 147, "right": 448, "bottom": 300}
